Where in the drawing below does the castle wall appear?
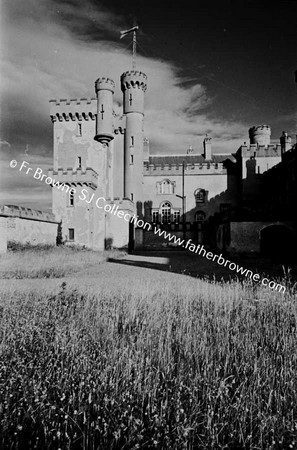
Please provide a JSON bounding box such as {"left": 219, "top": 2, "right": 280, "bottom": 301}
{"left": 50, "top": 99, "right": 109, "bottom": 250}
{"left": 0, "top": 205, "right": 58, "bottom": 249}
{"left": 219, "top": 221, "right": 295, "bottom": 254}
{"left": 240, "top": 144, "right": 282, "bottom": 178}
{"left": 113, "top": 132, "right": 125, "bottom": 199}
{"left": 105, "top": 199, "right": 135, "bottom": 249}
{"left": 143, "top": 167, "right": 228, "bottom": 221}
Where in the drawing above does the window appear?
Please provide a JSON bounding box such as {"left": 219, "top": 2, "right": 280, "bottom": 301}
{"left": 161, "top": 202, "right": 171, "bottom": 223}
{"left": 195, "top": 211, "right": 205, "bottom": 230}
{"left": 131, "top": 193, "right": 134, "bottom": 201}
{"left": 195, "top": 211, "right": 205, "bottom": 223}
{"left": 194, "top": 188, "right": 205, "bottom": 204}
{"left": 131, "top": 136, "right": 134, "bottom": 146}
{"left": 157, "top": 179, "right": 174, "bottom": 195}
{"left": 152, "top": 211, "right": 159, "bottom": 223}
{"left": 174, "top": 211, "right": 180, "bottom": 223}
{"left": 69, "top": 190, "right": 74, "bottom": 207}
{"left": 130, "top": 154, "right": 134, "bottom": 164}
{"left": 100, "top": 104, "right": 104, "bottom": 119}
{"left": 129, "top": 93, "right": 133, "bottom": 106}
{"left": 77, "top": 123, "right": 82, "bottom": 136}
{"left": 68, "top": 228, "right": 75, "bottom": 241}
{"left": 77, "top": 156, "right": 82, "bottom": 169}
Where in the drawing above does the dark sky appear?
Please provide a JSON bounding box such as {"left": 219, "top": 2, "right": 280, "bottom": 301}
{"left": 107, "top": 0, "right": 297, "bottom": 131}
{"left": 0, "top": 0, "right": 296, "bottom": 209}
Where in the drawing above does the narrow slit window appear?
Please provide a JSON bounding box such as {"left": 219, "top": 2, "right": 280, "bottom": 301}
{"left": 130, "top": 154, "right": 134, "bottom": 164}
{"left": 77, "top": 157, "right": 82, "bottom": 169}
{"left": 152, "top": 211, "right": 159, "bottom": 223}
{"left": 129, "top": 93, "right": 133, "bottom": 106}
{"left": 131, "top": 136, "right": 134, "bottom": 146}
{"left": 100, "top": 104, "right": 104, "bottom": 119}
{"left": 131, "top": 193, "right": 134, "bottom": 201}
{"left": 77, "top": 123, "right": 82, "bottom": 136}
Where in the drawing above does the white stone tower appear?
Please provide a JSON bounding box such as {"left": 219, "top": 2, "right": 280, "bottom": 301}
{"left": 94, "top": 77, "right": 115, "bottom": 145}
{"left": 249, "top": 125, "right": 271, "bottom": 146}
{"left": 120, "top": 70, "right": 147, "bottom": 204}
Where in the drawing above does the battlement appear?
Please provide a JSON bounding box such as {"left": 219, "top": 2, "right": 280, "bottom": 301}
{"left": 50, "top": 98, "right": 96, "bottom": 122}
{"left": 48, "top": 167, "right": 98, "bottom": 189}
{"left": 0, "top": 204, "right": 57, "bottom": 223}
{"left": 106, "top": 197, "right": 135, "bottom": 208}
{"left": 241, "top": 143, "right": 282, "bottom": 157}
{"left": 250, "top": 125, "right": 271, "bottom": 132}
{"left": 143, "top": 161, "right": 227, "bottom": 176}
{"left": 121, "top": 70, "right": 147, "bottom": 92}
{"left": 95, "top": 77, "right": 115, "bottom": 93}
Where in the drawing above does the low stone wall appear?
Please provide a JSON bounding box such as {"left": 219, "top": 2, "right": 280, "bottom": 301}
{"left": 0, "top": 205, "right": 59, "bottom": 253}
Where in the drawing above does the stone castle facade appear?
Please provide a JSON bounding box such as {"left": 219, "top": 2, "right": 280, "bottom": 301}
{"left": 48, "top": 68, "right": 295, "bottom": 253}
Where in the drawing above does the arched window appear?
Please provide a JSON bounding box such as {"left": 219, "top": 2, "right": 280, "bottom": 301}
{"left": 161, "top": 202, "right": 171, "bottom": 223}
{"left": 194, "top": 188, "right": 206, "bottom": 204}
{"left": 157, "top": 179, "right": 175, "bottom": 195}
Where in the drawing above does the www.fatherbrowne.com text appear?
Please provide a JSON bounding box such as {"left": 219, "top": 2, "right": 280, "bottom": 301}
{"left": 11, "top": 159, "right": 286, "bottom": 294}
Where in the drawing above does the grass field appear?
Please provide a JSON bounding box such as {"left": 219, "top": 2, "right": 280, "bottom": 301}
{"left": 0, "top": 246, "right": 296, "bottom": 449}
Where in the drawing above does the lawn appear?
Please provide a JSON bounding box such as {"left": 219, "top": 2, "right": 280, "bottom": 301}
{"left": 0, "top": 246, "right": 296, "bottom": 449}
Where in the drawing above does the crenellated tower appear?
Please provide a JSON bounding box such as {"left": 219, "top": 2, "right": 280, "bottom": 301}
{"left": 94, "top": 77, "right": 115, "bottom": 145}
{"left": 249, "top": 125, "right": 271, "bottom": 146}
{"left": 121, "top": 70, "right": 147, "bottom": 203}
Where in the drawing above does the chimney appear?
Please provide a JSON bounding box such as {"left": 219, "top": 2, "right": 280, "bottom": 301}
{"left": 186, "top": 144, "right": 193, "bottom": 154}
{"left": 280, "top": 131, "right": 292, "bottom": 154}
{"left": 203, "top": 136, "right": 212, "bottom": 160}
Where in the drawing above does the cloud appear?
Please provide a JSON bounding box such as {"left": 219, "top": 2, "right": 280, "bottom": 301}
{"left": 0, "top": 140, "right": 11, "bottom": 148}
{"left": 0, "top": 0, "right": 248, "bottom": 208}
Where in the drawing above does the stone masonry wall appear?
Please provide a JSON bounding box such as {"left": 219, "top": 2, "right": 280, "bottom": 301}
{"left": 0, "top": 205, "right": 58, "bottom": 250}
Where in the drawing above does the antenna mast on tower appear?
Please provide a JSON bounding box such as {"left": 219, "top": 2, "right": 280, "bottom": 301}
{"left": 120, "top": 25, "right": 139, "bottom": 69}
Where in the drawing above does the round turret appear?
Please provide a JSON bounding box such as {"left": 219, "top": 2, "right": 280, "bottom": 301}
{"left": 94, "top": 77, "right": 115, "bottom": 145}
{"left": 249, "top": 125, "right": 271, "bottom": 146}
{"left": 95, "top": 77, "right": 115, "bottom": 93}
{"left": 120, "top": 70, "right": 148, "bottom": 202}
{"left": 120, "top": 71, "right": 147, "bottom": 114}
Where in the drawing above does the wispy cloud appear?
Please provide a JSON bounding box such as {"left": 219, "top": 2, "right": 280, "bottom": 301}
{"left": 0, "top": 0, "right": 248, "bottom": 208}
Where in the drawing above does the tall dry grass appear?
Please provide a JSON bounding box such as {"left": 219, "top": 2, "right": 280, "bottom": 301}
{"left": 0, "top": 270, "right": 296, "bottom": 449}
{"left": 0, "top": 244, "right": 124, "bottom": 279}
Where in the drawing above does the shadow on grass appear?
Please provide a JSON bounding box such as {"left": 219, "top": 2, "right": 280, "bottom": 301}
{"left": 108, "top": 250, "right": 297, "bottom": 284}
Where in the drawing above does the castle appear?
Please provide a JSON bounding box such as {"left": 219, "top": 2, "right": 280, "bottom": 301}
{"left": 0, "top": 68, "right": 295, "bottom": 256}
{"left": 47, "top": 68, "right": 296, "bottom": 254}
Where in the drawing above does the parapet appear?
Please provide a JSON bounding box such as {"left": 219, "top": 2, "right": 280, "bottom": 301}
{"left": 121, "top": 70, "right": 147, "bottom": 92}
{"left": 48, "top": 167, "right": 98, "bottom": 189}
{"left": 143, "top": 154, "right": 233, "bottom": 175}
{"left": 0, "top": 205, "right": 58, "bottom": 223}
{"left": 240, "top": 143, "right": 282, "bottom": 157}
{"left": 50, "top": 98, "right": 96, "bottom": 122}
{"left": 143, "top": 161, "right": 227, "bottom": 176}
{"left": 95, "top": 77, "right": 115, "bottom": 93}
